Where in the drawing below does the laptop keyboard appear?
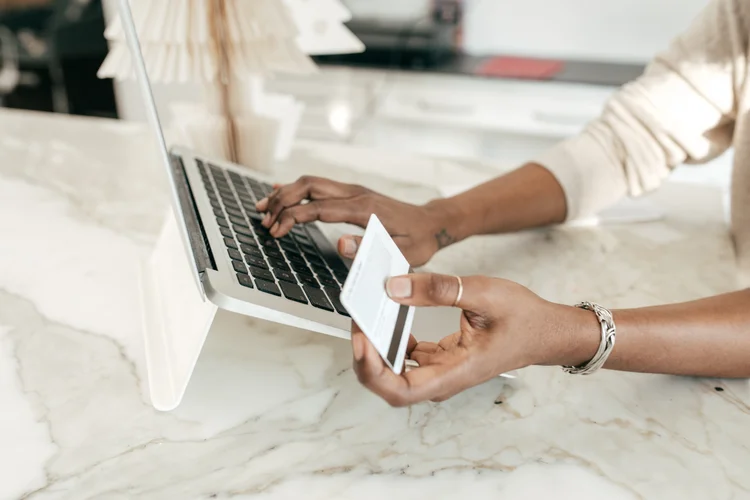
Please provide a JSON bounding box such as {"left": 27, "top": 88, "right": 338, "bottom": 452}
{"left": 196, "top": 160, "right": 350, "bottom": 317}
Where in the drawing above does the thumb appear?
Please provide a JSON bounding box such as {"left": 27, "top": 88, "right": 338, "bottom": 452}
{"left": 337, "top": 234, "right": 363, "bottom": 259}
{"left": 385, "top": 273, "right": 484, "bottom": 310}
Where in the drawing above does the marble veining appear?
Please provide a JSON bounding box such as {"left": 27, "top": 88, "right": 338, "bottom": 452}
{"left": 0, "top": 109, "right": 748, "bottom": 500}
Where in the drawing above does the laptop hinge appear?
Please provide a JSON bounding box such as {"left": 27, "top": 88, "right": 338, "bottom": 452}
{"left": 169, "top": 154, "right": 216, "bottom": 276}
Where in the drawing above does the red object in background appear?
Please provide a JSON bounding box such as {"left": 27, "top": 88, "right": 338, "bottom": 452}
{"left": 476, "top": 56, "right": 565, "bottom": 80}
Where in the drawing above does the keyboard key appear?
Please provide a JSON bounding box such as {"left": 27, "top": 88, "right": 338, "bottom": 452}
{"left": 320, "top": 276, "right": 340, "bottom": 289}
{"left": 304, "top": 285, "right": 334, "bottom": 312}
{"left": 263, "top": 243, "right": 282, "bottom": 256}
{"left": 334, "top": 269, "right": 348, "bottom": 283}
{"left": 333, "top": 271, "right": 349, "bottom": 283}
{"left": 232, "top": 261, "right": 248, "bottom": 274}
{"left": 242, "top": 244, "right": 262, "bottom": 257}
{"left": 268, "top": 258, "right": 290, "bottom": 272}
{"left": 286, "top": 252, "right": 306, "bottom": 265}
{"left": 245, "top": 255, "right": 268, "bottom": 269}
{"left": 249, "top": 266, "right": 274, "bottom": 282}
{"left": 220, "top": 227, "right": 233, "bottom": 238}
{"left": 280, "top": 242, "right": 299, "bottom": 254}
{"left": 325, "top": 288, "right": 349, "bottom": 316}
{"left": 293, "top": 234, "right": 311, "bottom": 246}
{"left": 213, "top": 207, "right": 224, "bottom": 218}
{"left": 236, "top": 233, "right": 255, "bottom": 246}
{"left": 228, "top": 248, "right": 242, "bottom": 261}
{"left": 216, "top": 217, "right": 230, "bottom": 228}
{"left": 298, "top": 273, "right": 320, "bottom": 288}
{"left": 313, "top": 266, "right": 334, "bottom": 280}
{"left": 261, "top": 239, "right": 280, "bottom": 251}
{"left": 237, "top": 273, "right": 254, "bottom": 289}
{"left": 298, "top": 241, "right": 316, "bottom": 252}
{"left": 246, "top": 212, "right": 264, "bottom": 223}
{"left": 225, "top": 206, "right": 244, "bottom": 218}
{"left": 224, "top": 238, "right": 238, "bottom": 249}
{"left": 224, "top": 200, "right": 240, "bottom": 210}
{"left": 307, "top": 254, "right": 325, "bottom": 267}
{"left": 233, "top": 224, "right": 253, "bottom": 237}
{"left": 255, "top": 278, "right": 281, "bottom": 296}
{"left": 261, "top": 182, "right": 273, "bottom": 193}
{"left": 279, "top": 281, "right": 308, "bottom": 304}
{"left": 274, "top": 269, "right": 297, "bottom": 283}
{"left": 237, "top": 192, "right": 254, "bottom": 204}
{"left": 229, "top": 215, "right": 246, "bottom": 226}
{"left": 210, "top": 199, "right": 222, "bottom": 210}
{"left": 291, "top": 260, "right": 313, "bottom": 276}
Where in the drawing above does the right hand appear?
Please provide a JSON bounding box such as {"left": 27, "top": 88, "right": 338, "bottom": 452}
{"left": 256, "top": 176, "right": 451, "bottom": 267}
{"left": 351, "top": 273, "right": 594, "bottom": 406}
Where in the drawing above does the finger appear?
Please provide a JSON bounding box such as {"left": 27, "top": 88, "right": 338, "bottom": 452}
{"left": 260, "top": 176, "right": 364, "bottom": 227}
{"left": 385, "top": 273, "right": 486, "bottom": 309}
{"left": 409, "top": 350, "right": 435, "bottom": 367}
{"left": 337, "top": 235, "right": 363, "bottom": 259}
{"left": 411, "top": 341, "right": 440, "bottom": 354}
{"left": 351, "top": 323, "right": 366, "bottom": 362}
{"left": 354, "top": 335, "right": 466, "bottom": 407}
{"left": 271, "top": 199, "right": 371, "bottom": 237}
{"left": 406, "top": 335, "right": 418, "bottom": 356}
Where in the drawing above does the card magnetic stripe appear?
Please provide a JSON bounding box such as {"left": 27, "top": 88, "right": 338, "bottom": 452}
{"left": 387, "top": 304, "right": 410, "bottom": 367}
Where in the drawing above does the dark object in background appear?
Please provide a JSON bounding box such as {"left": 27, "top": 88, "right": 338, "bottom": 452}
{"left": 315, "top": 1, "right": 463, "bottom": 70}
{"left": 0, "top": 0, "right": 117, "bottom": 118}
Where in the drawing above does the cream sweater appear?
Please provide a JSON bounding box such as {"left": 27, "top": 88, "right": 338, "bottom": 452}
{"left": 535, "top": 0, "right": 750, "bottom": 281}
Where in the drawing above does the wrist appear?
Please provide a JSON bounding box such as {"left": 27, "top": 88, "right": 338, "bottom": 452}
{"left": 538, "top": 303, "right": 602, "bottom": 367}
{"left": 423, "top": 197, "right": 471, "bottom": 250}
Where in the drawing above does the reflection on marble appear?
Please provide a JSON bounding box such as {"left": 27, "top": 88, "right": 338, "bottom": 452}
{"left": 0, "top": 109, "right": 748, "bottom": 500}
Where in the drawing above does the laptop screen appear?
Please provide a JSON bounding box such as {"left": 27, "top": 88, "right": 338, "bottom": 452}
{"left": 116, "top": 0, "right": 204, "bottom": 291}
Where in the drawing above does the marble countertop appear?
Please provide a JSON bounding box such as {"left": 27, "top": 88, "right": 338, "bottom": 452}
{"left": 1, "top": 109, "right": 748, "bottom": 500}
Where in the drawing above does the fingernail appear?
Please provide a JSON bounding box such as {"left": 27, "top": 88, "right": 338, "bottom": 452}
{"left": 256, "top": 197, "right": 267, "bottom": 209}
{"left": 271, "top": 222, "right": 279, "bottom": 234}
{"left": 352, "top": 334, "right": 364, "bottom": 361}
{"left": 342, "top": 238, "right": 358, "bottom": 257}
{"left": 262, "top": 213, "right": 270, "bottom": 226}
{"left": 386, "top": 277, "right": 412, "bottom": 298}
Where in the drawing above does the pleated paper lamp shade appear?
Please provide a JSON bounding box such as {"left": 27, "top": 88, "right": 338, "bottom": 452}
{"left": 99, "top": 0, "right": 363, "bottom": 171}
{"left": 98, "top": 0, "right": 317, "bottom": 83}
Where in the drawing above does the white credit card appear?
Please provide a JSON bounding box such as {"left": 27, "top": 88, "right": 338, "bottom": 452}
{"left": 340, "top": 215, "right": 415, "bottom": 375}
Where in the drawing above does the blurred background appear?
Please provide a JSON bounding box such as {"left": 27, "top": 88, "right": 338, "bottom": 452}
{"left": 0, "top": 0, "right": 724, "bottom": 185}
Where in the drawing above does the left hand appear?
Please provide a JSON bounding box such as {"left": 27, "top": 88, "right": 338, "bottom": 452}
{"left": 350, "top": 273, "right": 594, "bottom": 406}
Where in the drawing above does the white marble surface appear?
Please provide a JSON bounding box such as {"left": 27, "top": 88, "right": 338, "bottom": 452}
{"left": 0, "top": 109, "right": 748, "bottom": 500}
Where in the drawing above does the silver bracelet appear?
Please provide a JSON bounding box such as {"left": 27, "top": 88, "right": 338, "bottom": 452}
{"left": 562, "top": 302, "right": 616, "bottom": 375}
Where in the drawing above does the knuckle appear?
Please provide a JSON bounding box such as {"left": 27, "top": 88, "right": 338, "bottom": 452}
{"left": 299, "top": 175, "right": 319, "bottom": 188}
{"left": 352, "top": 184, "right": 370, "bottom": 195}
{"left": 385, "top": 393, "right": 408, "bottom": 408}
{"left": 428, "top": 274, "right": 454, "bottom": 302}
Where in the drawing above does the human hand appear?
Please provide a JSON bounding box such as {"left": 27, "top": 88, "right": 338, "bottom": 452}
{"left": 255, "top": 176, "right": 456, "bottom": 267}
{"left": 350, "top": 273, "right": 594, "bottom": 406}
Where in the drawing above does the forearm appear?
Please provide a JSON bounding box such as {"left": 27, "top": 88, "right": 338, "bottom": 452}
{"left": 426, "top": 163, "right": 568, "bottom": 245}
{"left": 550, "top": 289, "right": 750, "bottom": 378}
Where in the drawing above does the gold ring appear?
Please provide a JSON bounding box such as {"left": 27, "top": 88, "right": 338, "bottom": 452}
{"left": 453, "top": 275, "right": 464, "bottom": 307}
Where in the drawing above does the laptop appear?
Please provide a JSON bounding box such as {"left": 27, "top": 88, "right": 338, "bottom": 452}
{"left": 118, "top": 0, "right": 470, "bottom": 354}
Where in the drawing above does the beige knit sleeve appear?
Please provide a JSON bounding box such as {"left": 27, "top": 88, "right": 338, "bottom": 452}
{"left": 534, "top": 0, "right": 748, "bottom": 220}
